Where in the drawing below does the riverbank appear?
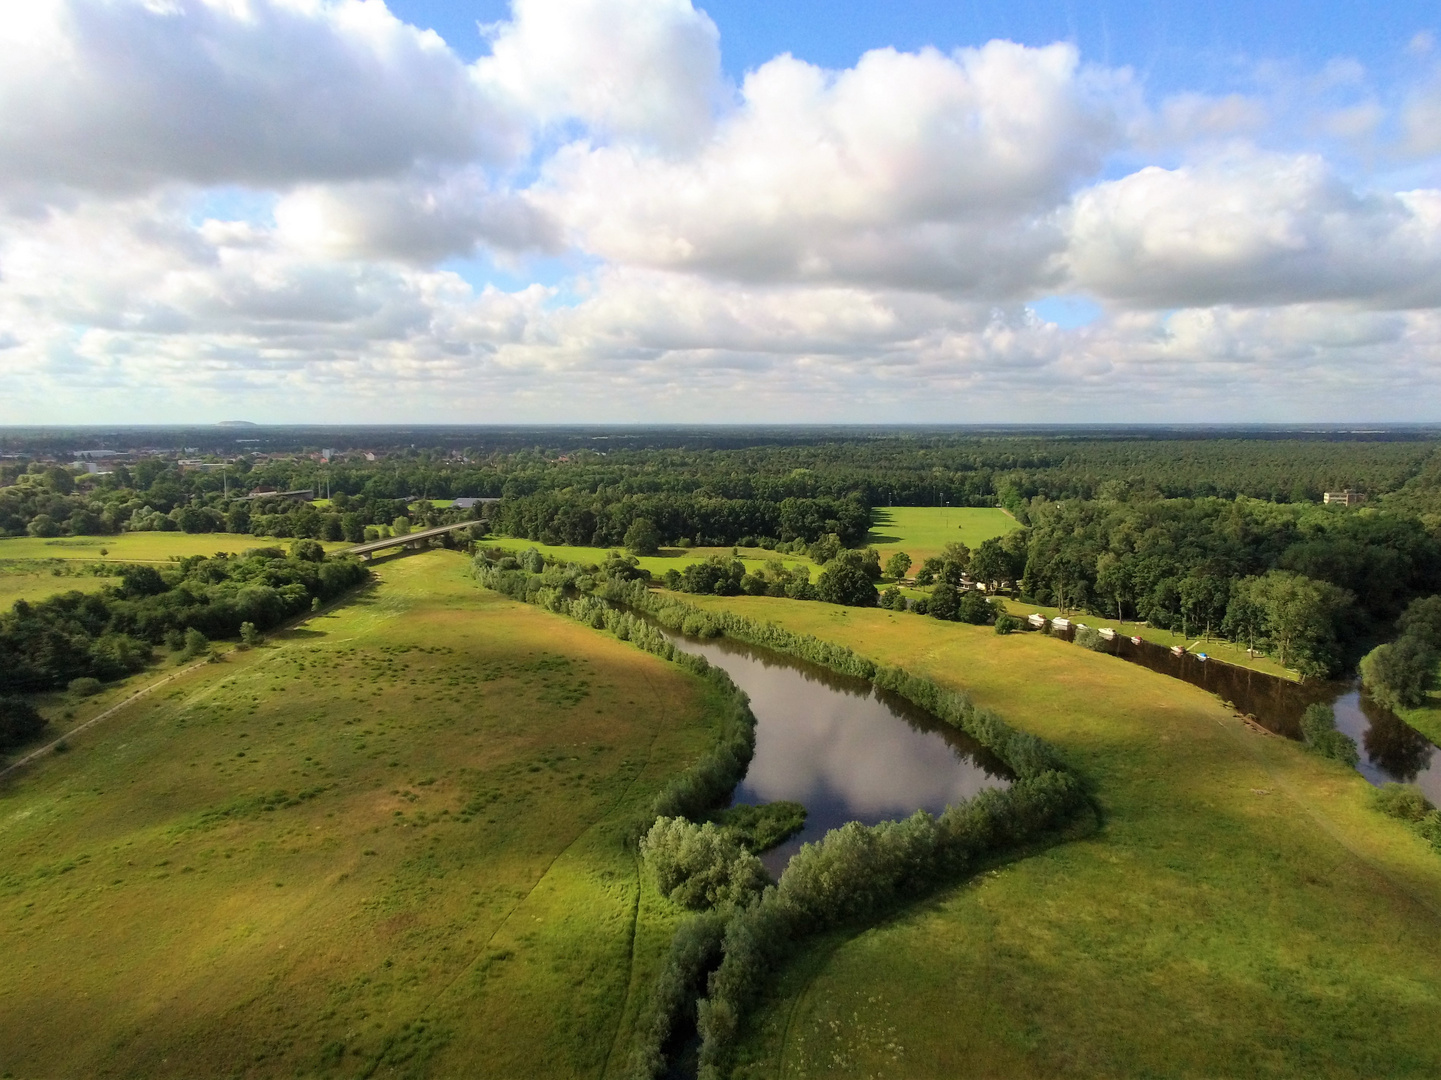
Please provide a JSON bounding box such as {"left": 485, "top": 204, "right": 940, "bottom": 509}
{"left": 997, "top": 597, "right": 1302, "bottom": 681}
{"left": 675, "top": 592, "right": 1441, "bottom": 1078}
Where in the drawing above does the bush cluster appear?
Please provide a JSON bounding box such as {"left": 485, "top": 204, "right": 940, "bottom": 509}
{"left": 641, "top": 818, "right": 768, "bottom": 910}
{"left": 0, "top": 544, "right": 367, "bottom": 694}
{"left": 1372, "top": 782, "right": 1441, "bottom": 852}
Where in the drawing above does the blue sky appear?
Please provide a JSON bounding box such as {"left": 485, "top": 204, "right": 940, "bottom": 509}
{"left": 389, "top": 0, "right": 1436, "bottom": 89}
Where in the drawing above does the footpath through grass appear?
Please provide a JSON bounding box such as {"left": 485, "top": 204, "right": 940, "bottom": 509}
{"left": 0, "top": 550, "right": 724, "bottom": 1079}
{"left": 677, "top": 592, "right": 1441, "bottom": 1078}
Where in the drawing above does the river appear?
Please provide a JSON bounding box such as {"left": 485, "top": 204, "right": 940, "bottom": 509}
{"left": 1047, "top": 623, "right": 1441, "bottom": 802}
{"left": 656, "top": 628, "right": 1012, "bottom": 876}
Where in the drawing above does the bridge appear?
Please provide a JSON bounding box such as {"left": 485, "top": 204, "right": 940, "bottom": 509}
{"left": 345, "top": 521, "right": 480, "bottom": 561}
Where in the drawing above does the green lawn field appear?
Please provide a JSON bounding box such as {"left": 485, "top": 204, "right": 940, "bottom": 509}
{"left": 0, "top": 532, "right": 350, "bottom": 564}
{"left": 0, "top": 550, "right": 723, "bottom": 1079}
{"left": 676, "top": 593, "right": 1441, "bottom": 1078}
{"left": 0, "top": 565, "right": 117, "bottom": 608}
{"left": 866, "top": 506, "right": 1019, "bottom": 565}
{"left": 476, "top": 534, "right": 822, "bottom": 581}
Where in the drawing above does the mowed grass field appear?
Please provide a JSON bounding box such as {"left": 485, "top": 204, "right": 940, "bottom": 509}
{"left": 675, "top": 593, "right": 1441, "bottom": 1078}
{"left": 0, "top": 550, "right": 724, "bottom": 1079}
{"left": 866, "top": 506, "right": 1019, "bottom": 565}
{"left": 0, "top": 564, "right": 117, "bottom": 608}
{"left": 0, "top": 532, "right": 351, "bottom": 564}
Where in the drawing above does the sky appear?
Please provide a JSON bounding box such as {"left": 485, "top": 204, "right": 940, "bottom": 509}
{"left": 1, "top": 0, "right": 1440, "bottom": 424}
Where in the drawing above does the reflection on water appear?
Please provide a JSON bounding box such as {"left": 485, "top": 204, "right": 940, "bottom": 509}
{"left": 1047, "top": 624, "right": 1441, "bottom": 801}
{"left": 658, "top": 630, "right": 1011, "bottom": 875}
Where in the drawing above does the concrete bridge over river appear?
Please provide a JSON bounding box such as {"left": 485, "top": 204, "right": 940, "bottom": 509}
{"left": 345, "top": 521, "right": 480, "bottom": 561}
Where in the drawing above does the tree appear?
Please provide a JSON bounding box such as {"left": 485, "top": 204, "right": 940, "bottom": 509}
{"left": 928, "top": 582, "right": 960, "bottom": 620}
{"left": 1247, "top": 570, "right": 1352, "bottom": 676}
{"left": 1361, "top": 638, "right": 1439, "bottom": 711}
{"left": 0, "top": 696, "right": 46, "bottom": 750}
{"left": 43, "top": 466, "right": 74, "bottom": 495}
{"left": 1223, "top": 579, "right": 1266, "bottom": 654}
{"left": 956, "top": 589, "right": 996, "bottom": 625}
{"left": 1399, "top": 595, "right": 1441, "bottom": 650}
{"left": 624, "top": 517, "right": 661, "bottom": 556}
{"left": 817, "top": 559, "right": 878, "bottom": 607}
{"left": 970, "top": 539, "right": 1010, "bottom": 592}
{"left": 391, "top": 516, "right": 411, "bottom": 536}
{"left": 883, "top": 551, "right": 912, "bottom": 580}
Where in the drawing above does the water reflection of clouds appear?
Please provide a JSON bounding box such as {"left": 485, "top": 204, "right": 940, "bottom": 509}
{"left": 678, "top": 638, "right": 1008, "bottom": 821}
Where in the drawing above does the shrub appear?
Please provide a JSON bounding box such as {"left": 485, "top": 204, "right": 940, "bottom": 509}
{"left": 240, "top": 621, "right": 262, "bottom": 647}
{"left": 641, "top": 818, "right": 769, "bottom": 910}
{"left": 0, "top": 696, "right": 46, "bottom": 750}
{"left": 956, "top": 589, "right": 995, "bottom": 625}
{"left": 710, "top": 801, "right": 807, "bottom": 851}
{"left": 1074, "top": 627, "right": 1105, "bottom": 650}
{"left": 1373, "top": 782, "right": 1432, "bottom": 822}
{"left": 180, "top": 628, "right": 210, "bottom": 661}
{"left": 995, "top": 614, "right": 1020, "bottom": 635}
{"left": 67, "top": 677, "right": 101, "bottom": 698}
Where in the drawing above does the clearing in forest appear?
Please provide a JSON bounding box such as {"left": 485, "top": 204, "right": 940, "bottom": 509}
{"left": 678, "top": 592, "right": 1441, "bottom": 1079}
{"left": 0, "top": 550, "right": 723, "bottom": 1079}
{"left": 866, "top": 506, "right": 1019, "bottom": 565}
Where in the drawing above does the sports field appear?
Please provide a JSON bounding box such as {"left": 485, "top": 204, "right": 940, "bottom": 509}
{"left": 866, "top": 506, "right": 1019, "bottom": 565}
{"left": 0, "top": 550, "right": 723, "bottom": 1078}
{"left": 677, "top": 593, "right": 1441, "bottom": 1078}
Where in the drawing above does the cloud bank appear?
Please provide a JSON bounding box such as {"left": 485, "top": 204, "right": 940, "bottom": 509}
{"left": 1, "top": 0, "right": 1440, "bottom": 422}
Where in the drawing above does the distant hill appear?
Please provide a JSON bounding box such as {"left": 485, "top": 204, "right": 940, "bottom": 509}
{"left": 216, "top": 420, "right": 257, "bottom": 427}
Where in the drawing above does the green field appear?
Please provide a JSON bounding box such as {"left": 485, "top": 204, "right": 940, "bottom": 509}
{"left": 866, "top": 506, "right": 1019, "bottom": 565}
{"left": 0, "top": 550, "right": 724, "bottom": 1078}
{"left": 0, "top": 532, "right": 351, "bottom": 564}
{"left": 0, "top": 565, "right": 117, "bottom": 608}
{"left": 478, "top": 534, "right": 823, "bottom": 581}
{"left": 675, "top": 592, "right": 1441, "bottom": 1078}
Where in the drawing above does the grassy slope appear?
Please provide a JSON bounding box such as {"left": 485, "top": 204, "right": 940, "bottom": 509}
{"left": 0, "top": 532, "right": 350, "bottom": 563}
{"left": 866, "top": 506, "right": 1019, "bottom": 565}
{"left": 0, "top": 551, "right": 718, "bottom": 1079}
{"left": 676, "top": 594, "right": 1441, "bottom": 1078}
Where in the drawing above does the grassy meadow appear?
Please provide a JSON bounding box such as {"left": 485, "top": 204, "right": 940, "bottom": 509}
{"left": 0, "top": 550, "right": 725, "bottom": 1079}
{"left": 0, "top": 532, "right": 351, "bottom": 564}
{"left": 674, "top": 592, "right": 1441, "bottom": 1078}
{"left": 478, "top": 534, "right": 824, "bottom": 581}
{"left": 0, "top": 563, "right": 117, "bottom": 609}
{"left": 866, "top": 506, "right": 1019, "bottom": 565}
